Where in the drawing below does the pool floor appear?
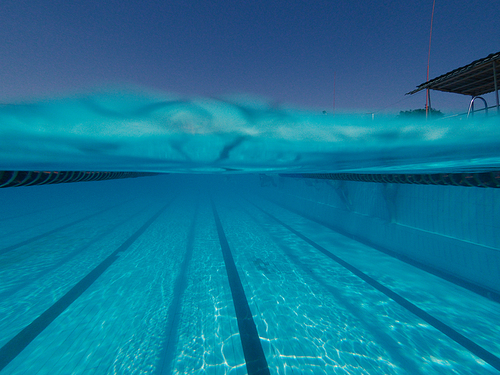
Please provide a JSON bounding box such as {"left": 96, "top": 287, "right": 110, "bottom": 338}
{"left": 0, "top": 176, "right": 499, "bottom": 374}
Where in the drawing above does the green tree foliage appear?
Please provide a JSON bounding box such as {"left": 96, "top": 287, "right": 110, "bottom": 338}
{"left": 398, "top": 108, "right": 444, "bottom": 118}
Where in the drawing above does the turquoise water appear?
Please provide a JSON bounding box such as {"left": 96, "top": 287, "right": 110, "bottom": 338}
{"left": 1, "top": 91, "right": 500, "bottom": 174}
{"left": 1, "top": 175, "right": 499, "bottom": 374}
{"left": 1, "top": 92, "right": 500, "bottom": 374}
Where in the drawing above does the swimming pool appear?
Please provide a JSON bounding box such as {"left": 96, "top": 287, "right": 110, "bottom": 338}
{"left": 1, "top": 92, "right": 500, "bottom": 373}
{"left": 1, "top": 173, "right": 499, "bottom": 374}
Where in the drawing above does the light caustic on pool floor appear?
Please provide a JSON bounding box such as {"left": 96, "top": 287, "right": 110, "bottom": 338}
{"left": 0, "top": 181, "right": 499, "bottom": 374}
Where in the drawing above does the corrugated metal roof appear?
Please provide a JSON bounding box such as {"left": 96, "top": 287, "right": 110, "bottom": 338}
{"left": 407, "top": 51, "right": 500, "bottom": 96}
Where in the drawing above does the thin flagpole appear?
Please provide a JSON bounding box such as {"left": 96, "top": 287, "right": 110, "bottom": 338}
{"left": 333, "top": 72, "right": 336, "bottom": 113}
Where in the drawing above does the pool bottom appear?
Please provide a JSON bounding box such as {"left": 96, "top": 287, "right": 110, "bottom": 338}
{"left": 0, "top": 176, "right": 499, "bottom": 374}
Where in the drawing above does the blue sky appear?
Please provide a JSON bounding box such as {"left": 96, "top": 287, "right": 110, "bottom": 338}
{"left": 1, "top": 0, "right": 498, "bottom": 113}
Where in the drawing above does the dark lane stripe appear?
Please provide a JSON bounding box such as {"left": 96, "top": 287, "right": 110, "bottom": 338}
{"left": 156, "top": 202, "right": 199, "bottom": 375}
{"left": 253, "top": 203, "right": 500, "bottom": 373}
{"left": 0, "top": 198, "right": 134, "bottom": 256}
{"left": 241, "top": 206, "right": 424, "bottom": 375}
{"left": 0, "top": 201, "right": 172, "bottom": 372}
{"left": 0, "top": 205, "right": 151, "bottom": 302}
{"left": 211, "top": 200, "right": 270, "bottom": 375}
{"left": 267, "top": 196, "right": 500, "bottom": 304}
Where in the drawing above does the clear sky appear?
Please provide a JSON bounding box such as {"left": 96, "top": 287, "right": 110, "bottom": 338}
{"left": 1, "top": 0, "right": 498, "bottom": 114}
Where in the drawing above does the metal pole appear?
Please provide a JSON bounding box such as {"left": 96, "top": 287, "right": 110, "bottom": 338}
{"left": 468, "top": 96, "right": 475, "bottom": 118}
{"left": 427, "top": 90, "right": 432, "bottom": 119}
{"left": 425, "top": 0, "right": 436, "bottom": 117}
{"left": 493, "top": 61, "right": 499, "bottom": 114}
{"left": 426, "top": 89, "right": 429, "bottom": 118}
{"left": 333, "top": 71, "right": 336, "bottom": 113}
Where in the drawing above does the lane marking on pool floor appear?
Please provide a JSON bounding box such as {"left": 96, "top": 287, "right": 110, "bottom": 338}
{"left": 264, "top": 194, "right": 500, "bottom": 304}
{"left": 251, "top": 201, "right": 500, "bottom": 373}
{"left": 0, "top": 203, "right": 152, "bottom": 302}
{"left": 156, "top": 200, "right": 199, "bottom": 375}
{"left": 240, "top": 205, "right": 425, "bottom": 375}
{"left": 211, "top": 200, "right": 271, "bottom": 375}
{"left": 0, "top": 199, "right": 174, "bottom": 372}
{"left": 0, "top": 198, "right": 136, "bottom": 257}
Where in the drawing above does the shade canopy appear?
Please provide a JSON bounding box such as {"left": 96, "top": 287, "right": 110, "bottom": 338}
{"left": 407, "top": 51, "right": 500, "bottom": 97}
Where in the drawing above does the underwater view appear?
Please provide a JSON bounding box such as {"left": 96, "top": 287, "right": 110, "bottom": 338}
{"left": 1, "top": 92, "right": 500, "bottom": 374}
{"left": 1, "top": 0, "right": 500, "bottom": 373}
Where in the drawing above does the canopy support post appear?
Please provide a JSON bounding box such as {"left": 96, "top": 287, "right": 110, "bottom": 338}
{"left": 426, "top": 89, "right": 432, "bottom": 119}
{"left": 493, "top": 61, "right": 499, "bottom": 114}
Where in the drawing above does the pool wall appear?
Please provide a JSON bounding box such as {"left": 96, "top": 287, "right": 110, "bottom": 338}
{"left": 258, "top": 176, "right": 500, "bottom": 297}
